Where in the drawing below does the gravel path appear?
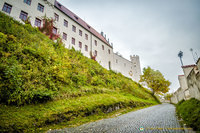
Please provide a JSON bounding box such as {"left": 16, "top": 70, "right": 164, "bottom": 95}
{"left": 49, "top": 103, "right": 192, "bottom": 133}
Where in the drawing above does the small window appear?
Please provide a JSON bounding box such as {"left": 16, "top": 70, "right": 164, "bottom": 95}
{"left": 79, "top": 30, "right": 82, "bottom": 36}
{"left": 95, "top": 50, "right": 97, "bottom": 56}
{"left": 85, "top": 34, "right": 88, "bottom": 40}
{"left": 102, "top": 45, "right": 104, "bottom": 50}
{"left": 72, "top": 25, "right": 76, "bottom": 32}
{"left": 34, "top": 18, "right": 41, "bottom": 27}
{"left": 124, "top": 63, "right": 126, "bottom": 67}
{"left": 54, "top": 13, "right": 59, "bottom": 21}
{"left": 85, "top": 45, "right": 88, "bottom": 51}
{"left": 79, "top": 42, "right": 82, "bottom": 48}
{"left": 94, "top": 40, "right": 97, "bottom": 46}
{"left": 108, "top": 49, "right": 110, "bottom": 54}
{"left": 19, "top": 11, "right": 28, "bottom": 21}
{"left": 72, "top": 38, "right": 75, "bottom": 45}
{"left": 37, "top": 3, "right": 44, "bottom": 12}
{"left": 64, "top": 19, "right": 68, "bottom": 27}
{"left": 116, "top": 59, "right": 118, "bottom": 63}
{"left": 52, "top": 27, "right": 57, "bottom": 34}
{"left": 24, "top": 0, "right": 31, "bottom": 5}
{"left": 2, "top": 3, "right": 12, "bottom": 14}
{"left": 63, "top": 32, "right": 67, "bottom": 40}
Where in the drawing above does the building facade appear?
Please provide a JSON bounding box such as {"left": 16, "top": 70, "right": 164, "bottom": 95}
{"left": 171, "top": 61, "right": 200, "bottom": 104}
{"left": 0, "top": 0, "right": 142, "bottom": 82}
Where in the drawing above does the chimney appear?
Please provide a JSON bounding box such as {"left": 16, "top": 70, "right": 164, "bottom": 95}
{"left": 101, "top": 31, "right": 104, "bottom": 36}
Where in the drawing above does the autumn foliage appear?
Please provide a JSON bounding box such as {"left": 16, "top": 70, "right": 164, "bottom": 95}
{"left": 140, "top": 67, "right": 171, "bottom": 95}
{"left": 39, "top": 16, "right": 60, "bottom": 40}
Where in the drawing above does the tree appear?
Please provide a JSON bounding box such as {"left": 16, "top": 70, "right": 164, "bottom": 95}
{"left": 164, "top": 93, "right": 173, "bottom": 101}
{"left": 140, "top": 66, "right": 171, "bottom": 95}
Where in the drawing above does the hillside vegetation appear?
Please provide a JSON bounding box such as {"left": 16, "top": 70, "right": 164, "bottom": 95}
{"left": 0, "top": 12, "right": 159, "bottom": 132}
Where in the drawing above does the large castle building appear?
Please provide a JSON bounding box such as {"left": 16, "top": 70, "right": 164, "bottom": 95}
{"left": 0, "top": 0, "right": 142, "bottom": 82}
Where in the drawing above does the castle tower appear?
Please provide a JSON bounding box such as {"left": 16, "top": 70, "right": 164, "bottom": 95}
{"left": 130, "top": 55, "right": 142, "bottom": 82}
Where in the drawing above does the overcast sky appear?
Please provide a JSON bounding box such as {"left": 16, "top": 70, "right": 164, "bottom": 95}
{"left": 57, "top": 0, "right": 200, "bottom": 93}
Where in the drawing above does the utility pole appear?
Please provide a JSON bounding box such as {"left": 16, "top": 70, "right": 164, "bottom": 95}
{"left": 178, "top": 51, "right": 183, "bottom": 66}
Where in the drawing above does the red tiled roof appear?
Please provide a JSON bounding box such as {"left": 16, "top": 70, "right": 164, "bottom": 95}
{"left": 54, "top": 1, "right": 112, "bottom": 48}
{"left": 181, "top": 64, "right": 196, "bottom": 68}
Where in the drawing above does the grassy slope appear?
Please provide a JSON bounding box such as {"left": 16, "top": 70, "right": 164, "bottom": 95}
{"left": 176, "top": 98, "right": 200, "bottom": 132}
{"left": 0, "top": 12, "right": 159, "bottom": 132}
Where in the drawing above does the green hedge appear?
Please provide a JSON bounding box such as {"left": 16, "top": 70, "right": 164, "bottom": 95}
{"left": 176, "top": 98, "right": 200, "bottom": 131}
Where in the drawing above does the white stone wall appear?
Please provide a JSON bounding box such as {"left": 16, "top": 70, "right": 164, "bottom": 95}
{"left": 113, "top": 53, "right": 134, "bottom": 80}
{"left": 0, "top": 0, "right": 141, "bottom": 82}
{"left": 187, "top": 67, "right": 200, "bottom": 100}
{"left": 171, "top": 95, "right": 178, "bottom": 104}
{"left": 130, "top": 55, "right": 142, "bottom": 82}
{"left": 171, "top": 61, "right": 200, "bottom": 103}
{"left": 178, "top": 75, "right": 188, "bottom": 91}
{"left": 0, "top": 0, "right": 54, "bottom": 25}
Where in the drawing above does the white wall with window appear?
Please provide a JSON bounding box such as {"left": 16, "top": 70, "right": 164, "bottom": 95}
{"left": 0, "top": 0, "right": 141, "bottom": 82}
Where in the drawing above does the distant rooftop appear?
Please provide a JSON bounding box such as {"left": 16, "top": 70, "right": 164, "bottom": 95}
{"left": 181, "top": 64, "right": 196, "bottom": 68}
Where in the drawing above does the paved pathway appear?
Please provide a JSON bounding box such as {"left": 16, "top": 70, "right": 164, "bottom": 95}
{"left": 49, "top": 103, "right": 192, "bottom": 133}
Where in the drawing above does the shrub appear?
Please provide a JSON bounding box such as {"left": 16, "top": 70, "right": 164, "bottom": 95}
{"left": 176, "top": 98, "right": 200, "bottom": 131}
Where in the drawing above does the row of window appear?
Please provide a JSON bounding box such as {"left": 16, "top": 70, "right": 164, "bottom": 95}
{"left": 53, "top": 11, "right": 102, "bottom": 48}
{"left": 24, "top": 0, "right": 44, "bottom": 12}
{"left": 2, "top": 1, "right": 44, "bottom": 15}
{"left": 65, "top": 35, "right": 110, "bottom": 54}
{"left": 2, "top": 2, "right": 111, "bottom": 55}
{"left": 2, "top": 2, "right": 45, "bottom": 29}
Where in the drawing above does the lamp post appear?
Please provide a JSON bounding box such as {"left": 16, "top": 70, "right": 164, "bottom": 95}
{"left": 178, "top": 51, "right": 183, "bottom": 66}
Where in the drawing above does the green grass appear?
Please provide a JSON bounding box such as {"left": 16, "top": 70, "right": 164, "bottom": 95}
{"left": 0, "top": 93, "right": 157, "bottom": 132}
{"left": 0, "top": 12, "right": 159, "bottom": 132}
{"left": 176, "top": 98, "right": 200, "bottom": 132}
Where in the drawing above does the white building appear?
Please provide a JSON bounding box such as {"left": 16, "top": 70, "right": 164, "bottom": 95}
{"left": 0, "top": 0, "right": 142, "bottom": 82}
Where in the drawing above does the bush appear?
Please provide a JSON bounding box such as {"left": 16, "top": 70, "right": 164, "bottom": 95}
{"left": 176, "top": 98, "right": 200, "bottom": 131}
{"left": 0, "top": 11, "right": 156, "bottom": 105}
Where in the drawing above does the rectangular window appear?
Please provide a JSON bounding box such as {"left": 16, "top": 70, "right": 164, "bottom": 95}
{"left": 54, "top": 13, "right": 59, "bottom": 21}
{"left": 85, "top": 45, "right": 88, "bottom": 51}
{"left": 64, "top": 19, "right": 68, "bottom": 27}
{"left": 95, "top": 50, "right": 97, "bottom": 56}
{"left": 34, "top": 18, "right": 41, "bottom": 27}
{"left": 72, "top": 25, "right": 76, "bottom": 32}
{"left": 116, "top": 59, "right": 118, "bottom": 63}
{"left": 19, "top": 11, "right": 28, "bottom": 21}
{"left": 37, "top": 3, "right": 44, "bottom": 12}
{"left": 24, "top": 0, "right": 31, "bottom": 5}
{"left": 63, "top": 32, "right": 67, "bottom": 40}
{"left": 72, "top": 38, "right": 75, "bottom": 45}
{"left": 94, "top": 40, "right": 97, "bottom": 46}
{"left": 108, "top": 49, "right": 110, "bottom": 54}
{"left": 85, "top": 34, "right": 88, "bottom": 40}
{"left": 79, "top": 41, "right": 82, "bottom": 48}
{"left": 102, "top": 45, "right": 104, "bottom": 50}
{"left": 79, "top": 30, "right": 82, "bottom": 36}
{"left": 52, "top": 27, "right": 57, "bottom": 34}
{"left": 2, "top": 3, "right": 12, "bottom": 14}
